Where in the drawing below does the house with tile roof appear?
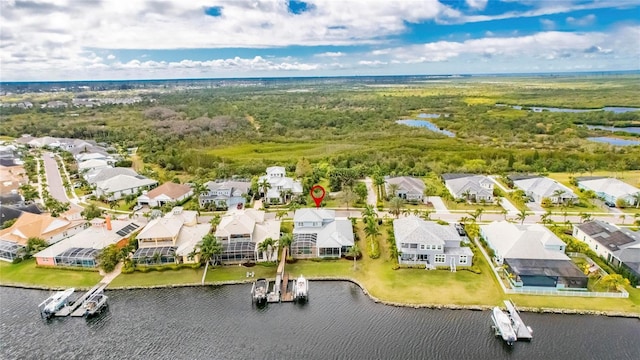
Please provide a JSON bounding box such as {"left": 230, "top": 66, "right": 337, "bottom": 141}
{"left": 85, "top": 167, "right": 139, "bottom": 184}
{"left": 573, "top": 220, "right": 640, "bottom": 280}
{"left": 577, "top": 177, "right": 639, "bottom": 207}
{"left": 0, "top": 212, "right": 87, "bottom": 261}
{"left": 133, "top": 207, "right": 211, "bottom": 265}
{"left": 385, "top": 176, "right": 425, "bottom": 202}
{"left": 393, "top": 215, "right": 472, "bottom": 267}
{"left": 94, "top": 174, "right": 157, "bottom": 201}
{"left": 481, "top": 221, "right": 587, "bottom": 289}
{"left": 442, "top": 173, "right": 494, "bottom": 203}
{"left": 34, "top": 217, "right": 143, "bottom": 267}
{"left": 510, "top": 175, "right": 577, "bottom": 204}
{"left": 137, "top": 182, "right": 193, "bottom": 207}
{"left": 291, "top": 208, "right": 354, "bottom": 259}
{"left": 215, "top": 209, "right": 281, "bottom": 263}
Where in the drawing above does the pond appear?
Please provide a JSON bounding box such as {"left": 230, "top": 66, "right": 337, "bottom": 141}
{"left": 396, "top": 119, "right": 455, "bottom": 137}
{"left": 496, "top": 104, "right": 640, "bottom": 114}
{"left": 585, "top": 125, "right": 640, "bottom": 135}
{"left": 586, "top": 137, "right": 640, "bottom": 146}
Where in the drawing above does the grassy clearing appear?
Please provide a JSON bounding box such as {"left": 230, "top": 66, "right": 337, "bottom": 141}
{"left": 207, "top": 141, "right": 363, "bottom": 163}
{"left": 109, "top": 267, "right": 204, "bottom": 287}
{"left": 0, "top": 259, "right": 102, "bottom": 288}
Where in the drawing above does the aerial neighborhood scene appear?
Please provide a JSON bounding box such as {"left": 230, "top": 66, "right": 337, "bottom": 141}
{"left": 1, "top": 0, "right": 640, "bottom": 358}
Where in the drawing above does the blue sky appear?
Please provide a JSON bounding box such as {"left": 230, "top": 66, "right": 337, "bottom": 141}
{"left": 1, "top": 0, "right": 639, "bottom": 81}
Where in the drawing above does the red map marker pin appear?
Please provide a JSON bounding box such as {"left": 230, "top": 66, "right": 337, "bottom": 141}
{"left": 310, "top": 185, "right": 326, "bottom": 208}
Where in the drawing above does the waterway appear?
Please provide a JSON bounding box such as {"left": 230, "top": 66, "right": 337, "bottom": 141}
{"left": 396, "top": 115, "right": 455, "bottom": 137}
{"left": 585, "top": 125, "right": 640, "bottom": 135}
{"left": 1, "top": 283, "right": 638, "bottom": 360}
{"left": 497, "top": 104, "right": 640, "bottom": 113}
{"left": 587, "top": 137, "right": 640, "bottom": 146}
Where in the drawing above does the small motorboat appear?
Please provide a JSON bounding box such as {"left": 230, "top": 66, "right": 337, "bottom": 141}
{"left": 293, "top": 275, "right": 308, "bottom": 302}
{"left": 39, "top": 288, "right": 75, "bottom": 319}
{"left": 491, "top": 306, "right": 517, "bottom": 345}
{"left": 83, "top": 291, "right": 108, "bottom": 317}
{"left": 251, "top": 278, "right": 268, "bottom": 304}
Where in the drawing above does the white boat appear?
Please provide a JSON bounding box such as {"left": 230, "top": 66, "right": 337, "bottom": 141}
{"left": 251, "top": 278, "right": 268, "bottom": 304}
{"left": 39, "top": 288, "right": 75, "bottom": 318}
{"left": 293, "top": 275, "right": 308, "bottom": 302}
{"left": 491, "top": 306, "right": 517, "bottom": 345}
{"left": 83, "top": 291, "right": 108, "bottom": 317}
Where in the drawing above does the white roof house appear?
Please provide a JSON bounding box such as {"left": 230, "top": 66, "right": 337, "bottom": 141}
{"left": 577, "top": 177, "right": 639, "bottom": 206}
{"left": 480, "top": 221, "right": 568, "bottom": 265}
{"left": 385, "top": 176, "right": 425, "bottom": 201}
{"left": 85, "top": 167, "right": 139, "bottom": 184}
{"left": 442, "top": 174, "right": 494, "bottom": 202}
{"left": 78, "top": 159, "right": 111, "bottom": 172}
{"left": 512, "top": 176, "right": 577, "bottom": 204}
{"left": 215, "top": 209, "right": 281, "bottom": 263}
{"left": 34, "top": 218, "right": 143, "bottom": 267}
{"left": 94, "top": 174, "right": 158, "bottom": 201}
{"left": 76, "top": 152, "right": 109, "bottom": 162}
{"left": 291, "top": 208, "right": 354, "bottom": 259}
{"left": 393, "top": 216, "right": 472, "bottom": 266}
{"left": 258, "top": 166, "right": 303, "bottom": 204}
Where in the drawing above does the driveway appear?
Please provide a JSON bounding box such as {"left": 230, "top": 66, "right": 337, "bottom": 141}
{"left": 426, "top": 196, "right": 449, "bottom": 214}
{"left": 363, "top": 177, "right": 378, "bottom": 208}
{"left": 499, "top": 196, "right": 520, "bottom": 215}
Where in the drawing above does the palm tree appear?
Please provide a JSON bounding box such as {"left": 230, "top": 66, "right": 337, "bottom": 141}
{"left": 387, "top": 183, "right": 400, "bottom": 201}
{"left": 420, "top": 210, "right": 433, "bottom": 221}
{"left": 278, "top": 234, "right": 293, "bottom": 258}
{"left": 363, "top": 220, "right": 381, "bottom": 253}
{"left": 540, "top": 210, "right": 553, "bottom": 225}
{"left": 361, "top": 204, "right": 377, "bottom": 222}
{"left": 500, "top": 208, "right": 508, "bottom": 221}
{"left": 195, "top": 234, "right": 223, "bottom": 284}
{"left": 258, "top": 178, "right": 271, "bottom": 200}
{"left": 633, "top": 192, "right": 640, "bottom": 209}
{"left": 281, "top": 188, "right": 293, "bottom": 204}
{"left": 389, "top": 197, "right": 405, "bottom": 218}
{"left": 259, "top": 237, "right": 276, "bottom": 261}
{"left": 462, "top": 189, "right": 472, "bottom": 203}
{"left": 346, "top": 243, "right": 361, "bottom": 270}
{"left": 191, "top": 181, "right": 208, "bottom": 211}
{"left": 619, "top": 214, "right": 626, "bottom": 225}
{"left": 579, "top": 212, "right": 593, "bottom": 223}
{"left": 516, "top": 209, "right": 529, "bottom": 225}
{"left": 552, "top": 189, "right": 566, "bottom": 206}
{"left": 472, "top": 208, "right": 484, "bottom": 222}
{"left": 210, "top": 214, "right": 221, "bottom": 231}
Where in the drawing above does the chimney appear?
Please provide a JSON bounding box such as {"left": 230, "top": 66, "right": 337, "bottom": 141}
{"left": 106, "top": 215, "right": 112, "bottom": 231}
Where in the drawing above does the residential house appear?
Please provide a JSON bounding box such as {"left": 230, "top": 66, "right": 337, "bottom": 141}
{"left": 258, "top": 166, "right": 303, "bottom": 204}
{"left": 78, "top": 159, "right": 111, "bottom": 173}
{"left": 442, "top": 173, "right": 494, "bottom": 203}
{"left": 481, "top": 221, "right": 587, "bottom": 289}
{"left": 137, "top": 182, "right": 193, "bottom": 207}
{"left": 34, "top": 217, "right": 143, "bottom": 267}
{"left": 577, "top": 177, "right": 639, "bottom": 207}
{"left": 199, "top": 180, "right": 251, "bottom": 210}
{"left": 0, "top": 212, "right": 86, "bottom": 262}
{"left": 133, "top": 207, "right": 211, "bottom": 265}
{"left": 291, "top": 208, "right": 354, "bottom": 259}
{"left": 511, "top": 175, "right": 577, "bottom": 204}
{"left": 385, "top": 176, "right": 425, "bottom": 202}
{"left": 0, "top": 202, "right": 42, "bottom": 228}
{"left": 573, "top": 220, "right": 640, "bottom": 280}
{"left": 393, "top": 216, "right": 472, "bottom": 267}
{"left": 94, "top": 174, "right": 157, "bottom": 201}
{"left": 85, "top": 167, "right": 139, "bottom": 185}
{"left": 215, "top": 209, "right": 281, "bottom": 263}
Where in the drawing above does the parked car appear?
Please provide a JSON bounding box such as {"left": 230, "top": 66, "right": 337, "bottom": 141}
{"left": 132, "top": 205, "right": 143, "bottom": 212}
{"left": 454, "top": 223, "right": 467, "bottom": 237}
{"left": 604, "top": 201, "right": 616, "bottom": 208}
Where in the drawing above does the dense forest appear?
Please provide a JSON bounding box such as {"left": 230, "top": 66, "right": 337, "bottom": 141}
{"left": 2, "top": 75, "right": 639, "bottom": 180}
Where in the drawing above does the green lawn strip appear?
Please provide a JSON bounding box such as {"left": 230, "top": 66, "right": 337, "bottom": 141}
{"left": 0, "top": 259, "right": 102, "bottom": 289}
{"left": 109, "top": 267, "right": 204, "bottom": 287}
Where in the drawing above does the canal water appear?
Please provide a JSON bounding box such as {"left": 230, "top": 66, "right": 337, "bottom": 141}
{"left": 1, "top": 283, "right": 638, "bottom": 360}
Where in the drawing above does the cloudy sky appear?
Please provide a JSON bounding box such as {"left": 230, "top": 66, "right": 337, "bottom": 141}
{"left": 1, "top": 0, "right": 639, "bottom": 81}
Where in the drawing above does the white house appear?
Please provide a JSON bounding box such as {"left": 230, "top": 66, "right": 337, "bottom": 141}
{"left": 442, "top": 173, "right": 494, "bottom": 202}
{"left": 393, "top": 216, "right": 472, "bottom": 267}
{"left": 78, "top": 159, "right": 111, "bottom": 172}
{"left": 577, "top": 177, "right": 639, "bottom": 207}
{"left": 573, "top": 220, "right": 640, "bottom": 279}
{"left": 258, "top": 166, "right": 303, "bottom": 204}
{"left": 199, "top": 180, "right": 251, "bottom": 210}
{"left": 291, "top": 208, "right": 354, "bottom": 259}
{"left": 95, "top": 174, "right": 157, "bottom": 201}
{"left": 511, "top": 176, "right": 577, "bottom": 204}
{"left": 137, "top": 182, "right": 193, "bottom": 207}
{"left": 481, "top": 221, "right": 586, "bottom": 289}
{"left": 215, "top": 209, "right": 281, "bottom": 263}
{"left": 385, "top": 176, "right": 425, "bottom": 202}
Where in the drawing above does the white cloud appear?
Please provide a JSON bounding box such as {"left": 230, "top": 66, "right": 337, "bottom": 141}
{"left": 315, "top": 51, "right": 345, "bottom": 57}
{"left": 566, "top": 14, "right": 596, "bottom": 26}
{"left": 465, "top": 0, "right": 488, "bottom": 10}
{"left": 107, "top": 54, "right": 116, "bottom": 60}
{"left": 540, "top": 19, "right": 555, "bottom": 30}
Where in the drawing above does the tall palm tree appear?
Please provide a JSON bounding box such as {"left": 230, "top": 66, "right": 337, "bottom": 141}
{"left": 387, "top": 183, "right": 400, "bottom": 201}
{"left": 364, "top": 220, "right": 381, "bottom": 253}
{"left": 346, "top": 243, "right": 360, "bottom": 270}
{"left": 258, "top": 178, "right": 271, "bottom": 200}
{"left": 278, "top": 234, "right": 293, "bottom": 258}
{"left": 633, "top": 192, "right": 640, "bottom": 209}
{"left": 618, "top": 214, "right": 626, "bottom": 225}
{"left": 420, "top": 210, "right": 433, "bottom": 221}
{"left": 540, "top": 210, "right": 554, "bottom": 226}
{"left": 516, "top": 209, "right": 530, "bottom": 225}
{"left": 361, "top": 204, "right": 377, "bottom": 223}
{"left": 389, "top": 197, "right": 405, "bottom": 218}
{"left": 259, "top": 237, "right": 276, "bottom": 261}
{"left": 579, "top": 212, "right": 593, "bottom": 223}
{"left": 195, "top": 233, "right": 223, "bottom": 284}
{"left": 210, "top": 214, "right": 221, "bottom": 231}
{"left": 552, "top": 189, "right": 566, "bottom": 206}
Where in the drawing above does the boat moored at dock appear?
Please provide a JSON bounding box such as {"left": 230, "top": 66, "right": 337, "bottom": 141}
{"left": 39, "top": 288, "right": 75, "bottom": 319}
{"left": 251, "top": 278, "right": 268, "bottom": 304}
{"left": 293, "top": 275, "right": 308, "bottom": 303}
{"left": 491, "top": 306, "right": 517, "bottom": 345}
{"left": 83, "top": 291, "right": 108, "bottom": 317}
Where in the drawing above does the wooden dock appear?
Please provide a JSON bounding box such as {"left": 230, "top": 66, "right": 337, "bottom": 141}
{"left": 504, "top": 300, "right": 533, "bottom": 341}
{"left": 55, "top": 283, "right": 107, "bottom": 317}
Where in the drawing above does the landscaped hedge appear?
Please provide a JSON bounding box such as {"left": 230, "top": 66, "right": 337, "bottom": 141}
{"left": 124, "top": 263, "right": 201, "bottom": 273}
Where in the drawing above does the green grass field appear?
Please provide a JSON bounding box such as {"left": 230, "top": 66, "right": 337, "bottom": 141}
{"left": 0, "top": 259, "right": 102, "bottom": 288}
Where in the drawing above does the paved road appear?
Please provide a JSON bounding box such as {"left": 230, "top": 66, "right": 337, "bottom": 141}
{"left": 42, "top": 152, "right": 82, "bottom": 212}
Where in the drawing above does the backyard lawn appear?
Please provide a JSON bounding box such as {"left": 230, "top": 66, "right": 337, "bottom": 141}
{"left": 0, "top": 259, "right": 102, "bottom": 289}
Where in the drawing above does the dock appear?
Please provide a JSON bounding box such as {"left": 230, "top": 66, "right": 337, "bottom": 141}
{"left": 55, "top": 282, "right": 108, "bottom": 317}
{"left": 504, "top": 300, "right": 533, "bottom": 341}
{"left": 263, "top": 247, "right": 296, "bottom": 304}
